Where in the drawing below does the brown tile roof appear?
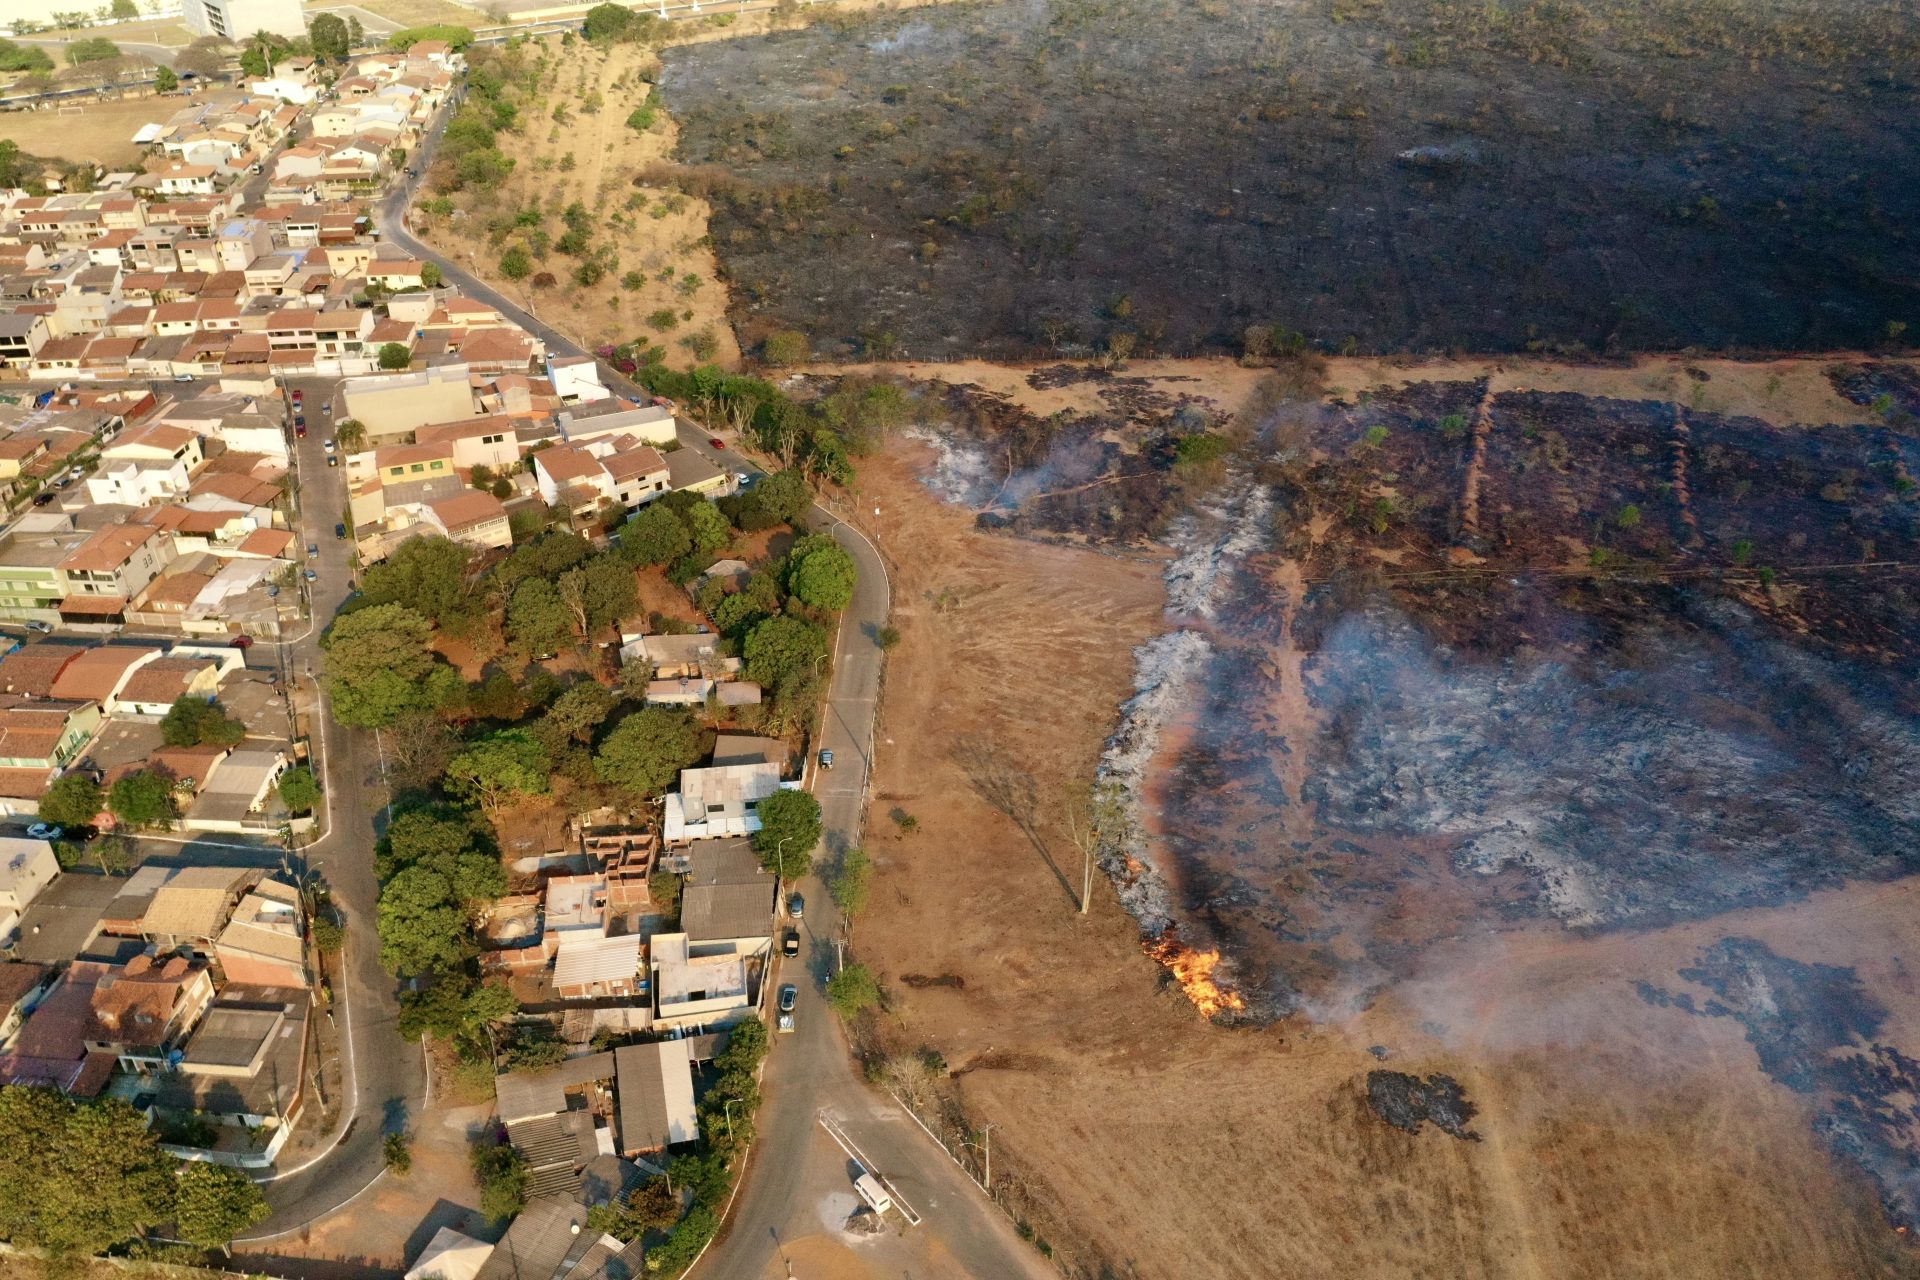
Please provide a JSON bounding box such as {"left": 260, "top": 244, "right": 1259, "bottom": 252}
{"left": 58, "top": 524, "right": 162, "bottom": 574}
{"left": 117, "top": 657, "right": 211, "bottom": 707}
{"left": 0, "top": 642, "right": 87, "bottom": 697}
{"left": 49, "top": 645, "right": 160, "bottom": 702}
{"left": 428, "top": 489, "right": 507, "bottom": 533}
{"left": 536, "top": 445, "right": 601, "bottom": 484}
{"left": 88, "top": 955, "right": 208, "bottom": 1049}
{"left": 0, "top": 767, "right": 53, "bottom": 800}
{"left": 0, "top": 962, "right": 50, "bottom": 1013}
{"left": 148, "top": 743, "right": 228, "bottom": 791}
{"left": 235, "top": 528, "right": 294, "bottom": 558}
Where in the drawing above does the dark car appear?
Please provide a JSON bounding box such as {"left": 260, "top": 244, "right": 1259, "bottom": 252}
{"left": 778, "top": 984, "right": 798, "bottom": 1014}
{"left": 327, "top": 454, "right": 338, "bottom": 467}
{"left": 818, "top": 749, "right": 834, "bottom": 771}
{"left": 31, "top": 492, "right": 54, "bottom": 506}
{"left": 335, "top": 522, "right": 347, "bottom": 539}
{"left": 783, "top": 929, "right": 800, "bottom": 958}
{"left": 295, "top": 422, "right": 307, "bottom": 438}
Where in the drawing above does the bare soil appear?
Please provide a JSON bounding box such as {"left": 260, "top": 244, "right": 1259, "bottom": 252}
{"left": 661, "top": 0, "right": 1920, "bottom": 358}
{"left": 1, "top": 96, "right": 172, "bottom": 168}
{"left": 852, "top": 350, "right": 1920, "bottom": 1279}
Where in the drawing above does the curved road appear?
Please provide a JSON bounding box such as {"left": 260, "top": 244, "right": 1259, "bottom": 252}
{"left": 235, "top": 402, "right": 428, "bottom": 1251}
{"left": 380, "top": 102, "right": 1051, "bottom": 1280}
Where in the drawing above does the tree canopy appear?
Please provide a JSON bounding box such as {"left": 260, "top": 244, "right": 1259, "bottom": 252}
{"left": 377, "top": 341, "right": 413, "bottom": 370}
{"left": 387, "top": 23, "right": 475, "bottom": 51}
{"left": 593, "top": 708, "right": 702, "bottom": 801}
{"left": 788, "top": 538, "right": 857, "bottom": 612}
{"left": 108, "top": 771, "right": 176, "bottom": 830}
{"left": 743, "top": 615, "right": 830, "bottom": 688}
{"left": 277, "top": 765, "right": 321, "bottom": 815}
{"left": 375, "top": 807, "right": 505, "bottom": 977}
{"left": 308, "top": 11, "right": 350, "bottom": 61}
{"left": 617, "top": 502, "right": 692, "bottom": 566}
{"left": 752, "top": 788, "right": 821, "bottom": 878}
{"left": 506, "top": 578, "right": 572, "bottom": 656}
{"left": 173, "top": 1160, "right": 270, "bottom": 1250}
{"left": 66, "top": 37, "right": 119, "bottom": 65}
{"left": 324, "top": 603, "right": 440, "bottom": 728}
{"left": 446, "top": 730, "right": 549, "bottom": 816}
{"left": 37, "top": 775, "right": 101, "bottom": 829}
{"left": 360, "top": 536, "right": 474, "bottom": 627}
{"left": 159, "top": 697, "right": 246, "bottom": 749}
{"left": 0, "top": 1088, "right": 178, "bottom": 1256}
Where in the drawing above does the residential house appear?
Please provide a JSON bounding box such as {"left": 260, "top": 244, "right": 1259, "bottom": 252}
{"left": 213, "top": 878, "right": 306, "bottom": 988}
{"left": 0, "top": 838, "right": 59, "bottom": 945}
{"left": 663, "top": 759, "right": 783, "bottom": 843}
{"left": 651, "top": 931, "right": 754, "bottom": 1028}
{"left": 57, "top": 524, "right": 177, "bottom": 624}
{"left": 85, "top": 952, "right": 216, "bottom": 1071}
{"left": 0, "top": 698, "right": 103, "bottom": 771}
{"left": 137, "top": 866, "right": 255, "bottom": 949}
{"left": 341, "top": 364, "right": 476, "bottom": 440}
{"left": 0, "top": 962, "right": 52, "bottom": 1047}
{"left": 557, "top": 400, "right": 676, "bottom": 448}
{"left": 0, "top": 313, "right": 49, "bottom": 370}
{"left": 111, "top": 655, "right": 223, "bottom": 716}
{"left": 422, "top": 490, "right": 512, "bottom": 550}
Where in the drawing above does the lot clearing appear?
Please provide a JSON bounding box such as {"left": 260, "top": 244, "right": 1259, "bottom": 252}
{"left": 847, "top": 349, "right": 1920, "bottom": 1279}
{"left": 0, "top": 96, "right": 167, "bottom": 169}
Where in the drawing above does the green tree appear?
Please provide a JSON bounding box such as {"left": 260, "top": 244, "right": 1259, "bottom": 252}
{"left": 109, "top": 771, "right": 176, "bottom": 830}
{"left": 827, "top": 964, "right": 881, "bottom": 1017}
{"left": 0, "top": 1089, "right": 178, "bottom": 1256}
{"left": 789, "top": 540, "right": 857, "bottom": 612}
{"left": 534, "top": 679, "right": 615, "bottom": 755}
{"left": 237, "top": 44, "right": 269, "bottom": 76}
{"left": 335, "top": 418, "right": 367, "bottom": 452}
{"left": 386, "top": 23, "right": 475, "bottom": 51}
{"left": 446, "top": 730, "right": 549, "bottom": 818}
{"left": 110, "top": 0, "right": 139, "bottom": 17}
{"left": 471, "top": 1140, "right": 528, "bottom": 1223}
{"left": 762, "top": 330, "right": 810, "bottom": 367}
{"left": 744, "top": 615, "right": 829, "bottom": 688}
{"left": 307, "top": 11, "right": 349, "bottom": 61}
{"left": 378, "top": 865, "right": 478, "bottom": 976}
{"left": 830, "top": 846, "right": 872, "bottom": 920}
{"left": 67, "top": 37, "right": 120, "bottom": 64}
{"left": 159, "top": 697, "right": 245, "bottom": 748}
{"left": 684, "top": 501, "right": 731, "bottom": 554}
{"left": 325, "top": 603, "right": 437, "bottom": 728}
{"left": 38, "top": 774, "right": 102, "bottom": 829}
{"left": 277, "top": 765, "right": 321, "bottom": 815}
{"left": 593, "top": 707, "right": 701, "bottom": 801}
{"left": 583, "top": 2, "right": 633, "bottom": 39}
{"left": 377, "top": 341, "right": 413, "bottom": 370}
{"left": 398, "top": 974, "right": 516, "bottom": 1042}
{"left": 347, "top": 14, "right": 364, "bottom": 46}
{"left": 616, "top": 502, "right": 692, "bottom": 566}
{"left": 421, "top": 261, "right": 442, "bottom": 289}
{"left": 499, "top": 245, "right": 531, "bottom": 279}
{"left": 173, "top": 1160, "right": 270, "bottom": 1250}
{"left": 152, "top": 64, "right": 177, "bottom": 92}
{"left": 507, "top": 577, "right": 572, "bottom": 656}
{"left": 383, "top": 1132, "right": 413, "bottom": 1173}
{"left": 753, "top": 469, "right": 812, "bottom": 525}
{"left": 752, "top": 788, "right": 820, "bottom": 877}
{"left": 1174, "top": 432, "right": 1230, "bottom": 468}
{"left": 0, "top": 41, "right": 55, "bottom": 73}
{"left": 360, "top": 535, "right": 473, "bottom": 626}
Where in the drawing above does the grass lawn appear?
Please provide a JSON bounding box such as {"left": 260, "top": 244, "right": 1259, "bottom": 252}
{"left": 0, "top": 95, "right": 164, "bottom": 168}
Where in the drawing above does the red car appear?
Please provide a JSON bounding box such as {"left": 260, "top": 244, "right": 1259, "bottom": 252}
{"left": 290, "top": 389, "right": 303, "bottom": 405}
{"left": 230, "top": 634, "right": 254, "bottom": 650}
{"left": 295, "top": 422, "right": 307, "bottom": 437}
{"left": 708, "top": 437, "right": 725, "bottom": 450}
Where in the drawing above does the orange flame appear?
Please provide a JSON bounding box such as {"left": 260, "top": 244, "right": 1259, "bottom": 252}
{"left": 1145, "top": 933, "right": 1247, "bottom": 1019}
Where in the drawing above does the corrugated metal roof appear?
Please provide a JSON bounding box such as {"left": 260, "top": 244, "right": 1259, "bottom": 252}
{"left": 614, "top": 1039, "right": 696, "bottom": 1154}
{"left": 681, "top": 881, "right": 774, "bottom": 943}
{"left": 494, "top": 1051, "right": 614, "bottom": 1123}
{"left": 552, "top": 935, "right": 640, "bottom": 992}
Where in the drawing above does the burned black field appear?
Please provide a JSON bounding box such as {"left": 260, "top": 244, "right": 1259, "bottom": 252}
{"left": 660, "top": 0, "right": 1920, "bottom": 359}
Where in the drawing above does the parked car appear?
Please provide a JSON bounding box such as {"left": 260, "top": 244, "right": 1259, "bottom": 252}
{"left": 23, "top": 621, "right": 51, "bottom": 634}
{"left": 31, "top": 492, "right": 54, "bottom": 506}
{"left": 328, "top": 455, "right": 338, "bottom": 467}
{"left": 290, "top": 389, "right": 303, "bottom": 406}
{"left": 818, "top": 749, "right": 834, "bottom": 770}
{"left": 172, "top": 373, "right": 194, "bottom": 383}
{"left": 323, "top": 403, "right": 333, "bottom": 416}
{"left": 778, "top": 1010, "right": 795, "bottom": 1034}
{"left": 307, "top": 543, "right": 319, "bottom": 559}
{"left": 788, "top": 893, "right": 804, "bottom": 920}
{"left": 335, "top": 522, "right": 347, "bottom": 539}
{"left": 230, "top": 634, "right": 253, "bottom": 650}
{"left": 295, "top": 422, "right": 307, "bottom": 438}
{"left": 779, "top": 983, "right": 798, "bottom": 1013}
{"left": 303, "top": 568, "right": 318, "bottom": 582}
{"left": 25, "top": 822, "right": 61, "bottom": 841}
{"left": 783, "top": 929, "right": 800, "bottom": 958}
{"left": 734, "top": 471, "right": 753, "bottom": 489}
{"left": 854, "top": 1171, "right": 893, "bottom": 1214}
{"left": 323, "top": 438, "right": 335, "bottom": 453}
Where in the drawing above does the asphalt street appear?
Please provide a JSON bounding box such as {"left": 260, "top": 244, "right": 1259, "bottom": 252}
{"left": 233, "top": 383, "right": 427, "bottom": 1248}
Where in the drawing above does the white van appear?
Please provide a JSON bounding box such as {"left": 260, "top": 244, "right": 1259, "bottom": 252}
{"left": 854, "top": 1171, "right": 892, "bottom": 1215}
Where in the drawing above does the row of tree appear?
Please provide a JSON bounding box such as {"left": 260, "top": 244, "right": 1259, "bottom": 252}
{"left": 0, "top": 1086, "right": 269, "bottom": 1258}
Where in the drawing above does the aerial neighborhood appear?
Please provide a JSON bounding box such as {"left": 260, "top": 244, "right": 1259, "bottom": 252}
{"left": 0, "top": 17, "right": 870, "bottom": 1278}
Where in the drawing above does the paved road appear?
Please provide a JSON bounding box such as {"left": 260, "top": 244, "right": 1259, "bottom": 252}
{"left": 233, "top": 381, "right": 427, "bottom": 1246}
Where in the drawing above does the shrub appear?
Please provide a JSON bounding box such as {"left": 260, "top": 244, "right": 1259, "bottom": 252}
{"left": 1173, "top": 433, "right": 1230, "bottom": 468}
{"left": 383, "top": 1132, "right": 412, "bottom": 1173}
{"left": 626, "top": 103, "right": 657, "bottom": 131}
{"left": 378, "top": 342, "right": 413, "bottom": 370}
{"left": 827, "top": 964, "right": 881, "bottom": 1017}
{"left": 762, "top": 329, "right": 810, "bottom": 366}
{"left": 647, "top": 308, "right": 680, "bottom": 331}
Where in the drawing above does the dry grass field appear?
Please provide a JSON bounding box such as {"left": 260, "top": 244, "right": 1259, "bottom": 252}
{"left": 0, "top": 96, "right": 168, "bottom": 168}
{"left": 847, "top": 353, "right": 1920, "bottom": 1280}
{"left": 313, "top": 0, "right": 491, "bottom": 28}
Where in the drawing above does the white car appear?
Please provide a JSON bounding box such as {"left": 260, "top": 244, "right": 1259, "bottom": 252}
{"left": 25, "top": 822, "right": 61, "bottom": 840}
{"left": 323, "top": 439, "right": 336, "bottom": 453}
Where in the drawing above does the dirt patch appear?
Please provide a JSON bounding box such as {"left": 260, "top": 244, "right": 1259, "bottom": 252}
{"left": 1, "top": 95, "right": 174, "bottom": 168}
{"left": 662, "top": 0, "right": 1920, "bottom": 357}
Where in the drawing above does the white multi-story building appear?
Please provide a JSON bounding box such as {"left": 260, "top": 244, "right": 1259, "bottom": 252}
{"left": 183, "top": 0, "right": 305, "bottom": 41}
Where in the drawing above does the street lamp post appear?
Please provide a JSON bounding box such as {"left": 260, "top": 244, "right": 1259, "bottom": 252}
{"left": 960, "top": 1123, "right": 995, "bottom": 1192}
